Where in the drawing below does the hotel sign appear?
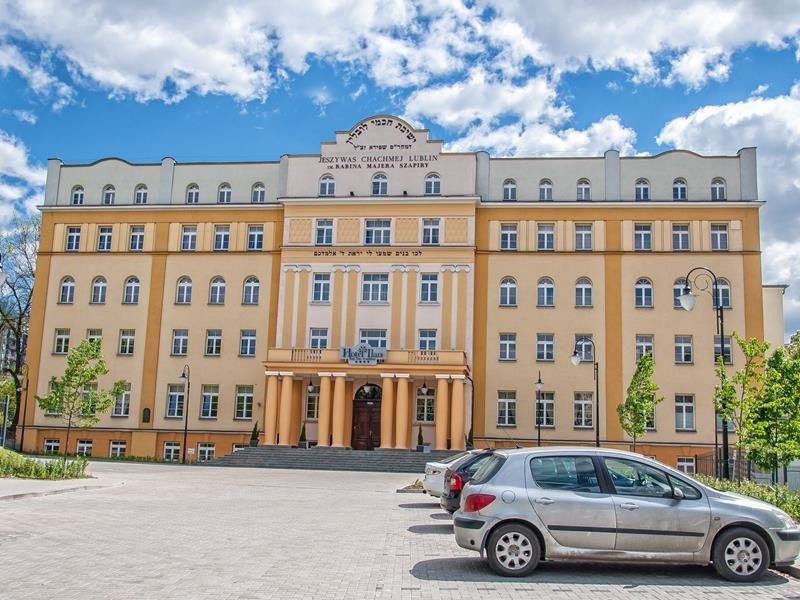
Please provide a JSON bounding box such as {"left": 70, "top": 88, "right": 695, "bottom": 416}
{"left": 340, "top": 343, "right": 387, "bottom": 365}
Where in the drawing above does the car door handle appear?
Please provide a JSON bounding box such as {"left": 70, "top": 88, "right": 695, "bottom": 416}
{"left": 535, "top": 497, "right": 554, "bottom": 505}
{"left": 620, "top": 502, "right": 639, "bottom": 511}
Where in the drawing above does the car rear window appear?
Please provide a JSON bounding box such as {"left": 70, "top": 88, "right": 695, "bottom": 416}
{"left": 470, "top": 453, "right": 505, "bottom": 485}
{"left": 530, "top": 456, "right": 601, "bottom": 493}
{"left": 442, "top": 451, "right": 470, "bottom": 465}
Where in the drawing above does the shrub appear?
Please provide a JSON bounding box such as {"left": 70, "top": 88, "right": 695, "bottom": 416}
{"left": 695, "top": 474, "right": 800, "bottom": 520}
{"left": 0, "top": 448, "right": 89, "bottom": 480}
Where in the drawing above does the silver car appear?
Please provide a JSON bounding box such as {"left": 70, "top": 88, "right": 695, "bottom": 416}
{"left": 423, "top": 451, "right": 471, "bottom": 497}
{"left": 453, "top": 447, "right": 800, "bottom": 582}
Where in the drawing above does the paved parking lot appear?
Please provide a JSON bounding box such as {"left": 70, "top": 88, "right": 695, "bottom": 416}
{"left": 3, "top": 462, "right": 800, "bottom": 599}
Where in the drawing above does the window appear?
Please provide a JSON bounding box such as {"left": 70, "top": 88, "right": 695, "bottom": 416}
{"left": 232, "top": 444, "right": 247, "bottom": 453}
{"left": 422, "top": 218, "right": 439, "bottom": 245}
{"left": 646, "top": 407, "right": 656, "bottom": 431}
{"left": 359, "top": 329, "right": 387, "bottom": 348}
{"left": 574, "top": 392, "right": 593, "bottom": 428}
{"left": 134, "top": 184, "right": 148, "bottom": 204}
{"left": 499, "top": 277, "right": 517, "bottom": 307}
{"left": 539, "top": 179, "right": 553, "bottom": 201}
{"left": 537, "top": 223, "right": 554, "bottom": 251}
{"left": 172, "top": 329, "right": 188, "bottom": 356}
{"left": 361, "top": 273, "right": 389, "bottom": 303}
{"left": 97, "top": 226, "right": 113, "bottom": 251}
{"left": 102, "top": 185, "right": 115, "bottom": 205}
{"left": 674, "top": 335, "right": 693, "bottom": 364}
{"left": 81, "top": 383, "right": 98, "bottom": 415}
{"left": 634, "top": 223, "right": 652, "bottom": 251}
{"left": 59, "top": 276, "right": 75, "bottom": 304}
{"left": 575, "top": 335, "right": 594, "bottom": 362}
{"left": 420, "top": 273, "right": 438, "bottom": 303}
{"left": 123, "top": 277, "right": 140, "bottom": 304}
{"left": 675, "top": 457, "right": 697, "bottom": 475}
{"left": 499, "top": 333, "right": 516, "bottom": 361}
{"left": 415, "top": 386, "right": 435, "bottom": 423}
{"left": 672, "top": 223, "right": 690, "bottom": 251}
{"left": 113, "top": 383, "right": 131, "bottom": 417}
{"left": 129, "top": 225, "right": 145, "bottom": 251}
{"left": 531, "top": 456, "right": 600, "bottom": 492}
{"left": 214, "top": 225, "right": 230, "bottom": 251}
{"left": 205, "top": 330, "right": 222, "bottom": 356}
{"left": 118, "top": 329, "right": 135, "bottom": 356}
{"left": 176, "top": 277, "right": 192, "bottom": 304}
{"left": 635, "top": 334, "right": 654, "bottom": 361}
{"left": 251, "top": 183, "right": 266, "bottom": 203}
{"left": 181, "top": 225, "right": 197, "bottom": 251}
{"left": 537, "top": 277, "right": 555, "bottom": 307}
{"left": 86, "top": 328, "right": 102, "bottom": 342}
{"left": 502, "top": 179, "right": 517, "bottom": 201}
{"left": 714, "top": 278, "right": 731, "bottom": 309}
{"left": 577, "top": 178, "right": 591, "bottom": 201}
{"left": 236, "top": 386, "right": 254, "bottom": 419}
{"left": 711, "top": 224, "right": 728, "bottom": 251}
{"left": 536, "top": 392, "right": 555, "bottom": 427}
{"left": 675, "top": 395, "right": 695, "bottom": 430}
{"left": 673, "top": 178, "right": 687, "bottom": 200}
{"left": 575, "top": 224, "right": 592, "bottom": 251}
{"left": 163, "top": 441, "right": 181, "bottom": 461}
{"left": 217, "top": 183, "right": 232, "bottom": 204}
{"left": 310, "top": 328, "right": 328, "bottom": 349}
{"left": 714, "top": 335, "right": 733, "bottom": 364}
{"left": 166, "top": 385, "right": 185, "bottom": 418}
{"left": 209, "top": 276, "right": 226, "bottom": 305}
{"left": 424, "top": 173, "right": 440, "bottom": 195}
{"left": 500, "top": 223, "right": 517, "bottom": 250}
{"left": 109, "top": 440, "right": 127, "bottom": 457}
{"left": 306, "top": 385, "right": 320, "bottom": 420}
{"left": 711, "top": 178, "right": 726, "bottom": 201}
{"left": 315, "top": 219, "right": 333, "bottom": 245}
{"left": 54, "top": 329, "right": 70, "bottom": 354}
{"left": 71, "top": 186, "right": 84, "bottom": 205}
{"left": 536, "top": 333, "right": 554, "bottom": 362}
{"left": 673, "top": 278, "right": 687, "bottom": 308}
{"left": 575, "top": 277, "right": 592, "bottom": 307}
{"left": 76, "top": 439, "right": 92, "bottom": 455}
{"left": 247, "top": 225, "right": 263, "bottom": 251}
{"left": 418, "top": 329, "right": 437, "bottom": 350}
{"left": 242, "top": 276, "right": 260, "bottom": 305}
{"left": 240, "top": 329, "right": 256, "bottom": 356}
{"left": 604, "top": 458, "right": 672, "bottom": 498}
{"left": 312, "top": 273, "right": 330, "bottom": 302}
{"left": 44, "top": 439, "right": 60, "bottom": 453}
{"left": 66, "top": 226, "right": 81, "bottom": 251}
{"left": 200, "top": 385, "right": 219, "bottom": 419}
{"left": 186, "top": 184, "right": 199, "bottom": 204}
{"left": 319, "top": 175, "right": 335, "bottom": 196}
{"left": 365, "top": 219, "right": 391, "bottom": 245}
{"left": 371, "top": 173, "right": 389, "bottom": 196}
{"left": 635, "top": 178, "right": 650, "bottom": 200}
{"left": 497, "top": 391, "right": 516, "bottom": 426}
{"left": 634, "top": 278, "right": 653, "bottom": 308}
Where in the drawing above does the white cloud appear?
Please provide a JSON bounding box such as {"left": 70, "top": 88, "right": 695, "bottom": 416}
{"left": 750, "top": 83, "right": 770, "bottom": 97}
{"left": 350, "top": 83, "right": 367, "bottom": 100}
{"left": 0, "top": 130, "right": 45, "bottom": 222}
{"left": 0, "top": 43, "right": 73, "bottom": 109}
{"left": 309, "top": 86, "right": 333, "bottom": 115}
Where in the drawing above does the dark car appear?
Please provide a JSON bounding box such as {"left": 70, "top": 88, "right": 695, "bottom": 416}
{"left": 440, "top": 449, "right": 494, "bottom": 513}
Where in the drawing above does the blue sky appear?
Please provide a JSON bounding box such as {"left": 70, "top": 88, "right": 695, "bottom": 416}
{"left": 0, "top": 0, "right": 799, "bottom": 335}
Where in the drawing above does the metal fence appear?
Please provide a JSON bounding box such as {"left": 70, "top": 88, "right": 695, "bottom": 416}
{"left": 695, "top": 449, "right": 800, "bottom": 489}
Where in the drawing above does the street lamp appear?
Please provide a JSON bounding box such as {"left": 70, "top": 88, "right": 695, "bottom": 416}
{"left": 535, "top": 371, "right": 544, "bottom": 447}
{"left": 571, "top": 337, "right": 600, "bottom": 447}
{"left": 678, "top": 266, "right": 731, "bottom": 479}
{"left": 179, "top": 365, "right": 191, "bottom": 463}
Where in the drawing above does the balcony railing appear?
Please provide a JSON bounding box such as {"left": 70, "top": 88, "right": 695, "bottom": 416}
{"left": 269, "top": 348, "right": 466, "bottom": 366}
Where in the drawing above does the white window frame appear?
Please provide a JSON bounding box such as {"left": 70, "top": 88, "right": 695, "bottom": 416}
{"left": 635, "top": 334, "right": 654, "bottom": 362}
{"left": 123, "top": 277, "right": 140, "bottom": 305}
{"left": 536, "top": 333, "right": 554, "bottom": 362}
{"left": 312, "top": 273, "right": 331, "bottom": 303}
{"left": 537, "top": 392, "right": 555, "bottom": 427}
{"left": 672, "top": 223, "right": 690, "bottom": 251}
{"left": 499, "top": 333, "right": 517, "bottom": 361}
{"left": 163, "top": 441, "right": 181, "bottom": 461}
{"left": 364, "top": 219, "right": 391, "bottom": 245}
{"left": 235, "top": 386, "right": 254, "bottom": 420}
{"left": 576, "top": 179, "right": 591, "bottom": 201}
{"left": 634, "top": 278, "right": 653, "bottom": 308}
{"left": 118, "top": 329, "right": 135, "bottom": 356}
{"left": 537, "top": 277, "right": 555, "bottom": 307}
{"left": 319, "top": 175, "right": 335, "bottom": 196}
{"left": 247, "top": 225, "right": 264, "bottom": 251}
{"left": 200, "top": 385, "right": 219, "bottom": 419}
{"left": 675, "top": 395, "right": 695, "bottom": 431}
{"left": 502, "top": 179, "right": 517, "bottom": 201}
{"left": 575, "top": 224, "right": 592, "bottom": 251}
{"left": 134, "top": 185, "right": 148, "bottom": 204}
{"left": 418, "top": 329, "right": 437, "bottom": 351}
{"left": 539, "top": 179, "right": 553, "bottom": 201}
{"left": 359, "top": 329, "right": 387, "bottom": 349}
{"left": 537, "top": 223, "right": 555, "bottom": 251}
{"left": 306, "top": 385, "right": 320, "bottom": 420}
{"left": 422, "top": 218, "right": 440, "bottom": 245}
{"left": 676, "top": 457, "right": 696, "bottom": 475}
{"left": 166, "top": 385, "right": 185, "bottom": 418}
{"left": 102, "top": 186, "right": 115, "bottom": 205}
{"left": 214, "top": 225, "right": 230, "bottom": 251}
{"left": 242, "top": 277, "right": 260, "bottom": 305}
{"left": 97, "top": 226, "right": 113, "bottom": 251}
{"left": 66, "top": 226, "right": 81, "bottom": 251}
{"left": 310, "top": 328, "right": 328, "bottom": 349}
{"left": 209, "top": 277, "right": 226, "bottom": 305}
{"left": 371, "top": 173, "right": 388, "bottom": 196}
{"left": 129, "top": 225, "right": 145, "bottom": 251}
{"left": 575, "top": 278, "right": 592, "bottom": 307}
{"left": 176, "top": 277, "right": 192, "bottom": 304}
{"left": 500, "top": 223, "right": 517, "bottom": 250}
{"left": 635, "top": 178, "right": 650, "bottom": 201}
{"left": 415, "top": 386, "right": 436, "bottom": 423}
{"left": 205, "top": 330, "right": 222, "bottom": 356}
{"left": 361, "top": 273, "right": 389, "bottom": 303}
{"left": 54, "top": 329, "right": 70, "bottom": 354}
{"left": 711, "top": 224, "right": 728, "bottom": 251}
{"left": 420, "top": 273, "right": 438, "bottom": 303}
{"left": 186, "top": 184, "right": 199, "bottom": 204}
{"left": 240, "top": 329, "right": 257, "bottom": 357}
{"left": 574, "top": 392, "right": 593, "bottom": 428}
{"left": 424, "top": 174, "right": 441, "bottom": 196}
{"left": 674, "top": 335, "right": 693, "bottom": 364}
{"left": 315, "top": 219, "right": 333, "bottom": 245}
{"left": 497, "top": 391, "right": 516, "bottom": 426}
{"left": 172, "top": 329, "right": 188, "bottom": 356}
{"left": 112, "top": 383, "right": 131, "bottom": 417}
{"left": 711, "top": 178, "right": 726, "bottom": 201}
{"left": 499, "top": 277, "right": 517, "bottom": 307}
{"left": 251, "top": 183, "right": 266, "bottom": 203}
{"left": 217, "top": 184, "right": 232, "bottom": 204}
{"left": 634, "top": 223, "right": 652, "bottom": 251}
{"left": 673, "top": 178, "right": 687, "bottom": 200}
{"left": 181, "top": 225, "right": 197, "bottom": 251}
{"left": 109, "top": 440, "right": 127, "bottom": 457}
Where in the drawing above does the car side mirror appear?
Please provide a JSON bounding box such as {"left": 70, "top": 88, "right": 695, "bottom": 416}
{"left": 672, "top": 487, "right": 685, "bottom": 500}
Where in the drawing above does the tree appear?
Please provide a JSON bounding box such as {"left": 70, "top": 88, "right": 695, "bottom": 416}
{"left": 617, "top": 352, "right": 663, "bottom": 452}
{"left": 787, "top": 331, "right": 800, "bottom": 361}
{"left": 36, "top": 339, "right": 126, "bottom": 463}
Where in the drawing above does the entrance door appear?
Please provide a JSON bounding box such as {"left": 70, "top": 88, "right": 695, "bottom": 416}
{"left": 352, "top": 384, "right": 382, "bottom": 450}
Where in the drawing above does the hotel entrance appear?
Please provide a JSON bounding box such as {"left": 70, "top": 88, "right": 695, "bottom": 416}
{"left": 351, "top": 384, "right": 382, "bottom": 450}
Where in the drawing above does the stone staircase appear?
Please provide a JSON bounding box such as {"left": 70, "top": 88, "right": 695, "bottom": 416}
{"left": 210, "top": 445, "right": 461, "bottom": 474}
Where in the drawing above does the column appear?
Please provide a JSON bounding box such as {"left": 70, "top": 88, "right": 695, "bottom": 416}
{"left": 379, "top": 374, "right": 395, "bottom": 449}
{"left": 394, "top": 374, "right": 410, "bottom": 449}
{"left": 450, "top": 375, "right": 466, "bottom": 451}
{"left": 331, "top": 373, "right": 347, "bottom": 447}
{"left": 277, "top": 373, "right": 295, "bottom": 446}
{"left": 264, "top": 372, "right": 280, "bottom": 445}
{"left": 316, "top": 373, "right": 332, "bottom": 447}
{"left": 435, "top": 375, "right": 450, "bottom": 450}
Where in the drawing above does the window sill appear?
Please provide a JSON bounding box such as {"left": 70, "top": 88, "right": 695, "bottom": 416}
{"left": 170, "top": 353, "right": 188, "bottom": 358}
{"left": 635, "top": 306, "right": 655, "bottom": 310}
{"left": 165, "top": 416, "right": 184, "bottom": 420}
{"left": 573, "top": 426, "right": 594, "bottom": 430}
{"left": 418, "top": 302, "right": 440, "bottom": 306}
{"left": 204, "top": 354, "right": 222, "bottom": 358}
{"left": 675, "top": 429, "right": 697, "bottom": 433}
{"left": 234, "top": 416, "right": 253, "bottom": 421}
{"left": 498, "top": 305, "right": 517, "bottom": 308}
{"left": 575, "top": 305, "right": 593, "bottom": 309}
{"left": 496, "top": 424, "right": 517, "bottom": 429}
{"left": 238, "top": 354, "right": 256, "bottom": 358}
{"left": 536, "top": 305, "right": 555, "bottom": 309}
{"left": 413, "top": 421, "right": 435, "bottom": 426}
{"left": 110, "top": 414, "right": 130, "bottom": 419}
{"left": 116, "top": 354, "right": 134, "bottom": 358}
{"left": 359, "top": 302, "right": 390, "bottom": 306}
{"left": 498, "top": 359, "right": 517, "bottom": 362}
{"left": 674, "top": 362, "right": 694, "bottom": 366}
{"left": 199, "top": 417, "right": 218, "bottom": 420}
{"left": 310, "top": 301, "right": 331, "bottom": 306}
{"left": 536, "top": 359, "right": 554, "bottom": 363}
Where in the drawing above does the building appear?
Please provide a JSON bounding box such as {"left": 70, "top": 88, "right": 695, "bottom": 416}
{"left": 18, "top": 115, "right": 784, "bottom": 471}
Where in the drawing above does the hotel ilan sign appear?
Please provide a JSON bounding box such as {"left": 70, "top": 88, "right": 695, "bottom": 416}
{"left": 340, "top": 343, "right": 387, "bottom": 365}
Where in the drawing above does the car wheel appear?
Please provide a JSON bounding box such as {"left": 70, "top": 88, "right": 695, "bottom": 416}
{"left": 486, "top": 523, "right": 541, "bottom": 577}
{"left": 712, "top": 527, "right": 770, "bottom": 582}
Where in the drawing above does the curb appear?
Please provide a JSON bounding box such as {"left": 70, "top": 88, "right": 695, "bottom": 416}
{"left": 777, "top": 565, "right": 800, "bottom": 579}
{"left": 0, "top": 482, "right": 122, "bottom": 502}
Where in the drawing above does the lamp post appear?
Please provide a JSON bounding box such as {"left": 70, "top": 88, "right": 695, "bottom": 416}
{"left": 179, "top": 365, "right": 191, "bottom": 463}
{"left": 535, "top": 371, "right": 544, "bottom": 447}
{"left": 678, "top": 266, "right": 730, "bottom": 479}
{"left": 571, "top": 337, "right": 600, "bottom": 447}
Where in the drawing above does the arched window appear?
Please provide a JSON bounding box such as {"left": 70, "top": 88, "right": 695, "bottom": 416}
{"left": 186, "top": 184, "right": 199, "bottom": 204}
{"left": 711, "top": 178, "right": 726, "bottom": 201}
{"left": 372, "top": 173, "right": 388, "bottom": 196}
{"left": 424, "top": 173, "right": 440, "bottom": 195}
{"left": 502, "top": 179, "right": 517, "bottom": 201}
{"left": 714, "top": 278, "right": 732, "bottom": 309}
{"left": 319, "top": 175, "right": 335, "bottom": 196}
{"left": 577, "top": 179, "right": 591, "bottom": 201}
{"left": 176, "top": 277, "right": 192, "bottom": 304}
{"left": 672, "top": 178, "right": 687, "bottom": 200}
{"left": 134, "top": 185, "right": 148, "bottom": 204}
{"left": 217, "top": 183, "right": 232, "bottom": 204}
{"left": 539, "top": 179, "right": 553, "bottom": 201}
{"left": 90, "top": 276, "right": 107, "bottom": 304}
{"left": 635, "top": 277, "right": 653, "bottom": 308}
{"left": 251, "top": 182, "right": 266, "bottom": 203}
{"left": 673, "top": 277, "right": 687, "bottom": 308}
{"left": 242, "top": 276, "right": 260, "bottom": 304}
{"left": 635, "top": 178, "right": 650, "bottom": 201}
{"left": 209, "top": 276, "right": 226, "bottom": 305}
{"left": 71, "top": 186, "right": 84, "bottom": 205}
{"left": 59, "top": 276, "right": 75, "bottom": 304}
{"left": 123, "top": 277, "right": 140, "bottom": 304}
{"left": 537, "top": 277, "right": 555, "bottom": 307}
{"left": 102, "top": 185, "right": 115, "bottom": 205}
{"left": 575, "top": 277, "right": 592, "bottom": 307}
{"left": 499, "top": 277, "right": 517, "bottom": 307}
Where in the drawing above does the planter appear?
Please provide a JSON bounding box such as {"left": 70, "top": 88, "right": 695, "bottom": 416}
{"left": 416, "top": 444, "right": 432, "bottom": 453}
{"left": 249, "top": 440, "right": 259, "bottom": 447}
{"left": 298, "top": 441, "right": 311, "bottom": 449}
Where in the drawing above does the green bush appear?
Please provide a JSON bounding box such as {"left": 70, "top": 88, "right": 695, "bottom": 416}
{"left": 0, "top": 448, "right": 89, "bottom": 480}
{"left": 696, "top": 474, "right": 800, "bottom": 520}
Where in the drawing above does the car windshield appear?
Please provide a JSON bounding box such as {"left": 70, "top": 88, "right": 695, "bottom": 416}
{"left": 470, "top": 453, "right": 505, "bottom": 485}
